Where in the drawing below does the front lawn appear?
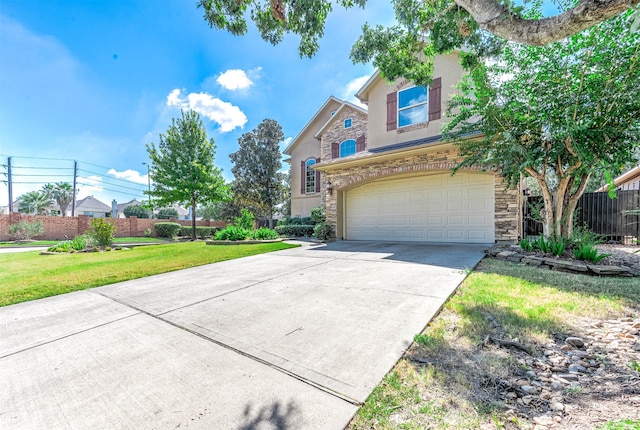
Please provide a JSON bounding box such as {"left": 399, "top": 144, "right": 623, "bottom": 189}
{"left": 349, "top": 258, "right": 640, "bottom": 429}
{"left": 0, "top": 237, "right": 170, "bottom": 247}
{"left": 0, "top": 241, "right": 297, "bottom": 307}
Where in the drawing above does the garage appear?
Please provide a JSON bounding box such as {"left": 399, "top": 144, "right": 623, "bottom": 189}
{"left": 345, "top": 172, "right": 495, "bottom": 243}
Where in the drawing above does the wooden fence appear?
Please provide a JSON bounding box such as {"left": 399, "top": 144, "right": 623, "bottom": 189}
{"left": 523, "top": 190, "right": 640, "bottom": 242}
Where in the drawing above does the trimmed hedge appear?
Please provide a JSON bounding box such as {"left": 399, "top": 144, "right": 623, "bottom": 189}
{"left": 275, "top": 224, "right": 315, "bottom": 237}
{"left": 277, "top": 217, "right": 314, "bottom": 227}
{"left": 154, "top": 222, "right": 182, "bottom": 238}
{"left": 178, "top": 226, "right": 216, "bottom": 239}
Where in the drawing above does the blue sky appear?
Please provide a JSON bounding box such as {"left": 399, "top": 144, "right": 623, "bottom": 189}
{"left": 0, "top": 0, "right": 394, "bottom": 207}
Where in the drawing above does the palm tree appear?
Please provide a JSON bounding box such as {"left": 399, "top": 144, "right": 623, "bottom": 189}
{"left": 42, "top": 182, "right": 75, "bottom": 216}
{"left": 18, "top": 191, "right": 52, "bottom": 215}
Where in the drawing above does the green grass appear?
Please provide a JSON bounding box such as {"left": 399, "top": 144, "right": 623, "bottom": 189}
{"left": 0, "top": 237, "right": 170, "bottom": 247}
{"left": 349, "top": 258, "right": 639, "bottom": 430}
{"left": 0, "top": 240, "right": 59, "bottom": 247}
{"left": 0, "top": 241, "right": 297, "bottom": 307}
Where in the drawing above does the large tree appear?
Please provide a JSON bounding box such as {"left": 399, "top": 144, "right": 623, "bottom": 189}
{"left": 230, "top": 119, "right": 287, "bottom": 228}
{"left": 42, "top": 182, "right": 74, "bottom": 216}
{"left": 146, "top": 111, "right": 230, "bottom": 240}
{"left": 444, "top": 11, "right": 640, "bottom": 238}
{"left": 18, "top": 191, "right": 52, "bottom": 215}
{"left": 199, "top": 0, "right": 639, "bottom": 85}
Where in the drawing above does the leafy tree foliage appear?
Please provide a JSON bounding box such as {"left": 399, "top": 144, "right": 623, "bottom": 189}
{"left": 18, "top": 191, "right": 51, "bottom": 215}
{"left": 230, "top": 119, "right": 286, "bottom": 227}
{"left": 146, "top": 110, "right": 230, "bottom": 240}
{"left": 156, "top": 207, "right": 180, "bottom": 219}
{"left": 199, "top": 0, "right": 639, "bottom": 85}
{"left": 123, "top": 204, "right": 150, "bottom": 219}
{"left": 42, "top": 182, "right": 74, "bottom": 217}
{"left": 444, "top": 11, "right": 640, "bottom": 238}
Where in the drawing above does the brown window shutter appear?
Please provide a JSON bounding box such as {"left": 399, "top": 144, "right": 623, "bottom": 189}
{"left": 356, "top": 135, "right": 365, "bottom": 152}
{"left": 315, "top": 158, "right": 321, "bottom": 193}
{"left": 386, "top": 92, "right": 397, "bottom": 131}
{"left": 331, "top": 142, "right": 339, "bottom": 159}
{"left": 300, "top": 160, "right": 305, "bottom": 194}
{"left": 429, "top": 77, "right": 442, "bottom": 121}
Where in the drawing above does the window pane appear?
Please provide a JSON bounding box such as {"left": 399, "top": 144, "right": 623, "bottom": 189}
{"left": 305, "top": 159, "right": 315, "bottom": 193}
{"left": 339, "top": 139, "right": 356, "bottom": 157}
{"left": 344, "top": 118, "right": 352, "bottom": 128}
{"left": 398, "top": 86, "right": 427, "bottom": 109}
{"left": 398, "top": 104, "right": 428, "bottom": 127}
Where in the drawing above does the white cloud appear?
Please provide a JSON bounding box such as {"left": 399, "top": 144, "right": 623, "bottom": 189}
{"left": 76, "top": 175, "right": 103, "bottom": 198}
{"left": 108, "top": 168, "right": 148, "bottom": 185}
{"left": 216, "top": 69, "right": 254, "bottom": 91}
{"left": 166, "top": 89, "right": 247, "bottom": 132}
{"left": 341, "top": 75, "right": 370, "bottom": 108}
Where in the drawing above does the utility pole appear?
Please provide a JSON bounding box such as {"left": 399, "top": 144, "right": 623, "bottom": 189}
{"left": 7, "top": 157, "right": 12, "bottom": 213}
{"left": 71, "top": 160, "right": 77, "bottom": 217}
{"left": 143, "top": 162, "right": 153, "bottom": 218}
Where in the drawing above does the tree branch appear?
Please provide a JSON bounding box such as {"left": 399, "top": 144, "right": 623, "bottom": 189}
{"left": 455, "top": 0, "right": 639, "bottom": 46}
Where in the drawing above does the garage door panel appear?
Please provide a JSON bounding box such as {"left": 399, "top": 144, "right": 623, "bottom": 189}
{"left": 346, "top": 173, "right": 495, "bottom": 243}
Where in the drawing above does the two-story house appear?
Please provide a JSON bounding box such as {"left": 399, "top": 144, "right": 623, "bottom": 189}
{"left": 285, "top": 53, "right": 520, "bottom": 243}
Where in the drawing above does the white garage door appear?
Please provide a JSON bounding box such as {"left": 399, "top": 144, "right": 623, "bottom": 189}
{"left": 345, "top": 172, "right": 495, "bottom": 243}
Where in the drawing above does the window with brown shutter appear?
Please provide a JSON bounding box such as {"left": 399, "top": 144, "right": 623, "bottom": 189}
{"left": 356, "top": 135, "right": 365, "bottom": 152}
{"left": 428, "top": 77, "right": 442, "bottom": 121}
{"left": 386, "top": 92, "right": 397, "bottom": 131}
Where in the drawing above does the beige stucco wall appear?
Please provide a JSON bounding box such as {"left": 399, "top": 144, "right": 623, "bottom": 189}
{"left": 365, "top": 53, "right": 464, "bottom": 150}
{"left": 288, "top": 98, "right": 343, "bottom": 217}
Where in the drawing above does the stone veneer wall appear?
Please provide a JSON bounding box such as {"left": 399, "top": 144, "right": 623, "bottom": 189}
{"left": 321, "top": 146, "right": 520, "bottom": 243}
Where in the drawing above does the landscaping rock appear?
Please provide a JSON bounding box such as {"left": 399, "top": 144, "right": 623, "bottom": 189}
{"left": 521, "top": 256, "right": 545, "bottom": 266}
{"left": 565, "top": 337, "right": 585, "bottom": 348}
{"left": 587, "top": 265, "right": 633, "bottom": 276}
{"left": 545, "top": 258, "right": 589, "bottom": 272}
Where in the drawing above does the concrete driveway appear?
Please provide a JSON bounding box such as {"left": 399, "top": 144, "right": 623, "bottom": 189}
{"left": 0, "top": 241, "right": 486, "bottom": 429}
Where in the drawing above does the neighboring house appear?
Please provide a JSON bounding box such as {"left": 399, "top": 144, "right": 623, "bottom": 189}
{"left": 596, "top": 165, "right": 640, "bottom": 192}
{"left": 74, "top": 196, "right": 112, "bottom": 218}
{"left": 285, "top": 52, "right": 520, "bottom": 244}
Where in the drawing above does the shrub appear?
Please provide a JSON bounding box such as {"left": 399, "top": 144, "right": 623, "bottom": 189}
{"left": 71, "top": 235, "right": 87, "bottom": 251}
{"left": 215, "top": 225, "right": 251, "bottom": 241}
{"left": 274, "top": 224, "right": 315, "bottom": 237}
{"left": 571, "top": 224, "right": 605, "bottom": 248}
{"left": 311, "top": 207, "right": 326, "bottom": 224}
{"left": 86, "top": 218, "right": 116, "bottom": 247}
{"left": 179, "top": 226, "right": 214, "bottom": 238}
{"left": 519, "top": 239, "right": 534, "bottom": 252}
{"left": 144, "top": 228, "right": 153, "bottom": 238}
{"left": 573, "top": 243, "right": 612, "bottom": 263}
{"left": 48, "top": 240, "right": 72, "bottom": 252}
{"left": 313, "top": 222, "right": 334, "bottom": 241}
{"left": 250, "top": 227, "right": 279, "bottom": 240}
{"left": 548, "top": 236, "right": 566, "bottom": 257}
{"left": 8, "top": 220, "right": 44, "bottom": 241}
{"left": 234, "top": 209, "right": 255, "bottom": 230}
{"left": 154, "top": 222, "right": 182, "bottom": 238}
{"left": 277, "top": 217, "right": 314, "bottom": 226}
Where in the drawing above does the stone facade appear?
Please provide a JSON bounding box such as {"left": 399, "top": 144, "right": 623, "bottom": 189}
{"left": 318, "top": 145, "right": 520, "bottom": 243}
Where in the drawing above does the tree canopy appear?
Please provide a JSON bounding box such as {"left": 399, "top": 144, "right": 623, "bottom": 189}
{"left": 42, "top": 182, "right": 74, "bottom": 217}
{"left": 199, "top": 0, "right": 639, "bottom": 85}
{"left": 18, "top": 191, "right": 51, "bottom": 215}
{"left": 146, "top": 110, "right": 230, "bottom": 240}
{"left": 123, "top": 204, "right": 150, "bottom": 219}
{"left": 230, "top": 119, "right": 287, "bottom": 227}
{"left": 444, "top": 11, "right": 640, "bottom": 238}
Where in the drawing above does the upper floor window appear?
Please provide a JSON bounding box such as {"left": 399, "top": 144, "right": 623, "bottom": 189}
{"left": 398, "top": 85, "right": 428, "bottom": 128}
{"left": 344, "top": 118, "right": 352, "bottom": 128}
{"left": 339, "top": 139, "right": 356, "bottom": 158}
{"left": 305, "top": 159, "right": 316, "bottom": 193}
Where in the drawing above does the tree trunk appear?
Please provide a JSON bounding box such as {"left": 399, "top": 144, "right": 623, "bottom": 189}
{"left": 191, "top": 197, "right": 197, "bottom": 241}
{"left": 560, "top": 174, "right": 590, "bottom": 238}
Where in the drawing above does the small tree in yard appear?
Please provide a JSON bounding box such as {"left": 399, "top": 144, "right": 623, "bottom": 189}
{"left": 146, "top": 110, "right": 230, "bottom": 240}
{"left": 86, "top": 218, "right": 116, "bottom": 247}
{"left": 445, "top": 11, "right": 640, "bottom": 238}
{"left": 230, "top": 119, "right": 287, "bottom": 228}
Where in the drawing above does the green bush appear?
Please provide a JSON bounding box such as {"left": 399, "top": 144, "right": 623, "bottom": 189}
{"left": 274, "top": 224, "right": 315, "bottom": 237}
{"left": 179, "top": 226, "right": 214, "bottom": 239}
{"left": 71, "top": 235, "right": 87, "bottom": 251}
{"left": 548, "top": 236, "right": 566, "bottom": 257}
{"left": 573, "top": 243, "right": 612, "bottom": 263}
{"left": 311, "top": 207, "right": 326, "bottom": 224}
{"left": 8, "top": 220, "right": 45, "bottom": 241}
{"left": 154, "top": 222, "right": 182, "bottom": 238}
{"left": 250, "top": 227, "right": 279, "bottom": 240}
{"left": 277, "top": 216, "right": 314, "bottom": 226}
{"left": 157, "top": 208, "right": 179, "bottom": 219}
{"left": 519, "top": 239, "right": 534, "bottom": 252}
{"left": 571, "top": 224, "right": 605, "bottom": 248}
{"left": 86, "top": 218, "right": 116, "bottom": 247}
{"left": 234, "top": 209, "right": 255, "bottom": 230}
{"left": 313, "top": 222, "right": 334, "bottom": 241}
{"left": 48, "top": 240, "right": 72, "bottom": 252}
{"left": 215, "top": 225, "right": 251, "bottom": 241}
{"left": 144, "top": 228, "right": 153, "bottom": 238}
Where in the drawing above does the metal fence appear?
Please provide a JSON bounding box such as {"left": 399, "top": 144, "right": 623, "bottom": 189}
{"left": 523, "top": 190, "right": 640, "bottom": 243}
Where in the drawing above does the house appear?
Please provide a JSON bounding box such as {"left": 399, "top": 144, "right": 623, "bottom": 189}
{"left": 74, "top": 196, "right": 112, "bottom": 218}
{"left": 284, "top": 53, "right": 520, "bottom": 244}
{"left": 596, "top": 165, "right": 640, "bottom": 192}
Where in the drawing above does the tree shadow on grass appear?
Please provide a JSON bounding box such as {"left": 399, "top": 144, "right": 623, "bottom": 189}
{"left": 239, "top": 400, "right": 301, "bottom": 430}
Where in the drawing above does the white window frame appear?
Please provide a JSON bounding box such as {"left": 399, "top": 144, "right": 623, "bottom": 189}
{"left": 398, "top": 85, "right": 428, "bottom": 128}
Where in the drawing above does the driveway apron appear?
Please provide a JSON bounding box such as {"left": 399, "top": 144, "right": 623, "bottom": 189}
{"left": 1, "top": 241, "right": 486, "bottom": 429}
